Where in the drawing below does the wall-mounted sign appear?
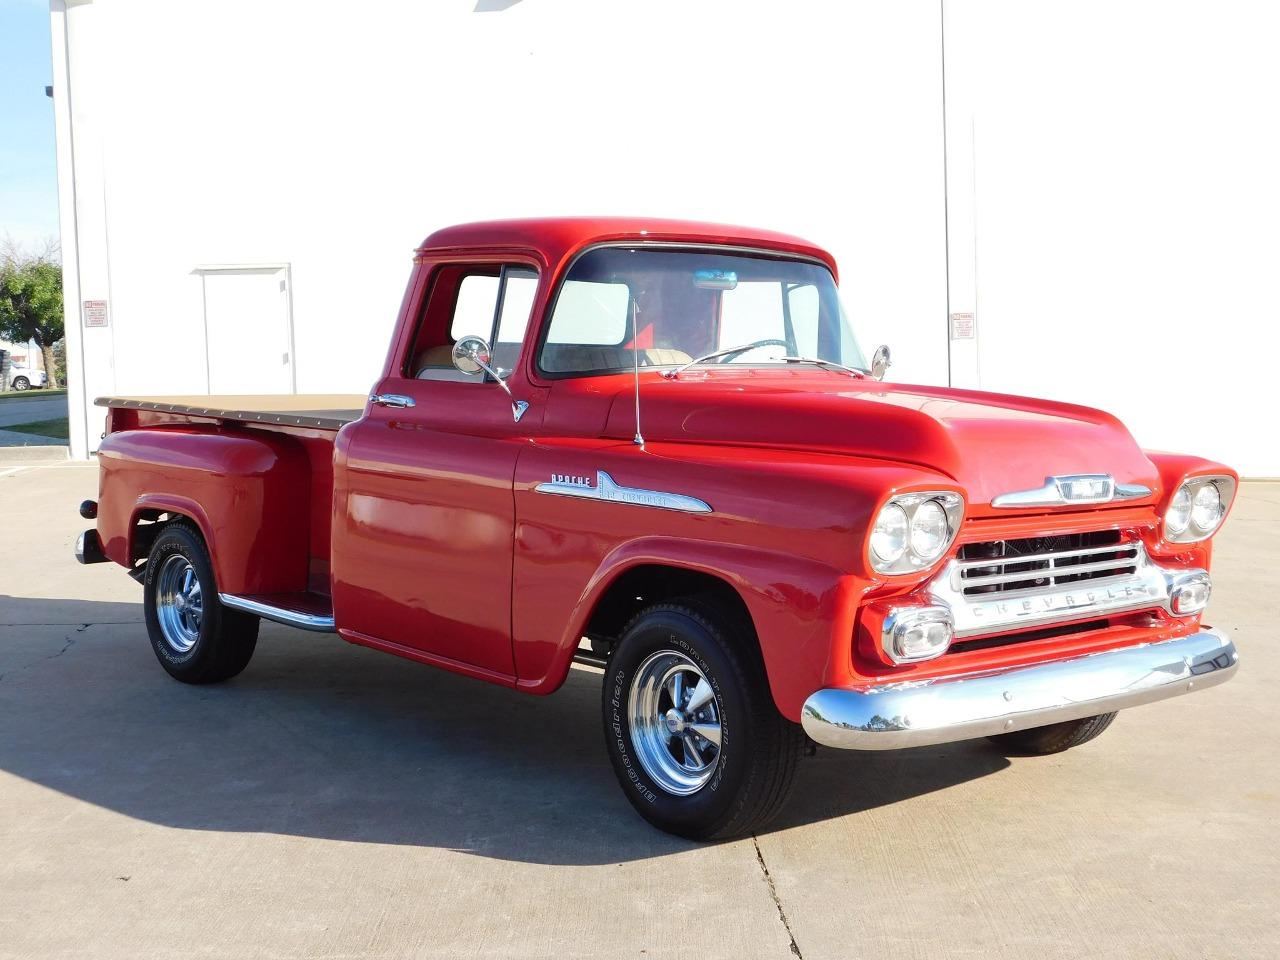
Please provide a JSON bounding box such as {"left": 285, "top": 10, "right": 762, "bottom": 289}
{"left": 83, "top": 300, "right": 109, "bottom": 328}
{"left": 949, "top": 311, "right": 975, "bottom": 340}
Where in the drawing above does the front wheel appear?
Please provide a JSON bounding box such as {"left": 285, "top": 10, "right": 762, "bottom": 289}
{"left": 143, "top": 521, "right": 259, "bottom": 684}
{"left": 602, "top": 601, "right": 803, "bottom": 840}
{"left": 987, "top": 712, "right": 1117, "bottom": 755}
{"left": 11, "top": 376, "right": 29, "bottom": 391}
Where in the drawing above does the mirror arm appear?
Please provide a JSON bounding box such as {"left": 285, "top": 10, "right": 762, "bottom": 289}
{"left": 473, "top": 357, "right": 514, "bottom": 400}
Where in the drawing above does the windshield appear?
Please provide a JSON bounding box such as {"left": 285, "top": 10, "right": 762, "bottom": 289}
{"left": 538, "top": 247, "right": 866, "bottom": 376}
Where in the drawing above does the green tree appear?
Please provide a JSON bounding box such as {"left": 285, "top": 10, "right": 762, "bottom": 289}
{"left": 0, "top": 240, "right": 65, "bottom": 389}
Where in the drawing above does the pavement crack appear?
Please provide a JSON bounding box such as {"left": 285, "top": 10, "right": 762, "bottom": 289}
{"left": 47, "top": 632, "right": 82, "bottom": 660}
{"left": 753, "top": 834, "right": 802, "bottom": 959}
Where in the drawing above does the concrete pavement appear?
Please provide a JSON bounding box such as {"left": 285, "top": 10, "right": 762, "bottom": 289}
{"left": 0, "top": 461, "right": 1276, "bottom": 959}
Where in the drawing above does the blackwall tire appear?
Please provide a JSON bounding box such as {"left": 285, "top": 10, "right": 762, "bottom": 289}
{"left": 988, "top": 712, "right": 1117, "bottom": 755}
{"left": 11, "top": 377, "right": 29, "bottom": 391}
{"left": 602, "top": 601, "right": 803, "bottom": 840}
{"left": 143, "top": 521, "right": 259, "bottom": 684}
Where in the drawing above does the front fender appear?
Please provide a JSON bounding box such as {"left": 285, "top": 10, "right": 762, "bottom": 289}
{"left": 516, "top": 535, "right": 859, "bottom": 722}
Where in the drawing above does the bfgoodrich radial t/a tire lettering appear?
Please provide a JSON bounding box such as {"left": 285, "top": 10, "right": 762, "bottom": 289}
{"left": 602, "top": 600, "right": 803, "bottom": 840}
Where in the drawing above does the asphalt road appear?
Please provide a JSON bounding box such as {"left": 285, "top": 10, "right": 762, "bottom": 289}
{"left": 0, "top": 460, "right": 1276, "bottom": 959}
{"left": 0, "top": 392, "right": 67, "bottom": 429}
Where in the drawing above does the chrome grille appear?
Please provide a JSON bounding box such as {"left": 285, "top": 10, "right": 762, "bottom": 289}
{"left": 956, "top": 530, "right": 1138, "bottom": 596}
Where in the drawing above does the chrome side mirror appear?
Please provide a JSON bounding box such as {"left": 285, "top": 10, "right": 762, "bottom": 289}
{"left": 451, "top": 335, "right": 528, "bottom": 423}
{"left": 870, "top": 344, "right": 892, "bottom": 381}
{"left": 452, "top": 335, "right": 492, "bottom": 376}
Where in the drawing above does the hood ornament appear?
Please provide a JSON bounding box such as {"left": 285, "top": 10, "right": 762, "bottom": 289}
{"left": 991, "top": 474, "right": 1152, "bottom": 509}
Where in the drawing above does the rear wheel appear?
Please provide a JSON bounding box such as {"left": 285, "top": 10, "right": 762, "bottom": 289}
{"left": 988, "top": 712, "right": 1117, "bottom": 755}
{"left": 602, "top": 601, "right": 803, "bottom": 840}
{"left": 144, "top": 521, "right": 258, "bottom": 684}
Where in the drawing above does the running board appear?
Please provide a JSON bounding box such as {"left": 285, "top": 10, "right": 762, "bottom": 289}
{"left": 572, "top": 649, "right": 608, "bottom": 669}
{"left": 219, "top": 592, "right": 336, "bottom": 632}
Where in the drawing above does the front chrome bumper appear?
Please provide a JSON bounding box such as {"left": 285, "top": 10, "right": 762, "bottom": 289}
{"left": 801, "top": 628, "right": 1238, "bottom": 750}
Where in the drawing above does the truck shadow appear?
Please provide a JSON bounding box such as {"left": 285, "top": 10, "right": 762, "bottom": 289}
{"left": 0, "top": 596, "right": 1010, "bottom": 865}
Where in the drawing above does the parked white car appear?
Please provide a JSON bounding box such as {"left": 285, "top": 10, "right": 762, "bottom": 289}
{"left": 8, "top": 366, "right": 48, "bottom": 391}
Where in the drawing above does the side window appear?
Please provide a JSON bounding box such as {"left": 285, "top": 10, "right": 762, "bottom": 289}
{"left": 450, "top": 275, "right": 501, "bottom": 341}
{"left": 412, "top": 264, "right": 539, "bottom": 381}
{"left": 492, "top": 268, "right": 539, "bottom": 371}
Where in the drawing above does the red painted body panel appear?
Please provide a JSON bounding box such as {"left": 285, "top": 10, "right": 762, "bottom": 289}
{"left": 90, "top": 217, "right": 1238, "bottom": 724}
{"left": 96, "top": 427, "right": 311, "bottom": 594}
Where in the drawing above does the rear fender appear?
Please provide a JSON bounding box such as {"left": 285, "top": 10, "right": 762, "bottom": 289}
{"left": 96, "top": 427, "right": 310, "bottom": 594}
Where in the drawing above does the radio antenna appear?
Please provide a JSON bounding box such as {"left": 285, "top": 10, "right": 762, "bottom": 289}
{"left": 631, "top": 296, "right": 644, "bottom": 448}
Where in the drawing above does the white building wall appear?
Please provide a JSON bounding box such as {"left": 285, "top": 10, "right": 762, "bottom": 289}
{"left": 946, "top": 0, "right": 1280, "bottom": 477}
{"left": 51, "top": 0, "right": 1278, "bottom": 474}
{"left": 52, "top": 0, "right": 948, "bottom": 456}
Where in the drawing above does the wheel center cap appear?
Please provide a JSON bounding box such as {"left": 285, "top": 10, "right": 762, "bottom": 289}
{"left": 173, "top": 595, "right": 186, "bottom": 611}
{"left": 664, "top": 709, "right": 686, "bottom": 735}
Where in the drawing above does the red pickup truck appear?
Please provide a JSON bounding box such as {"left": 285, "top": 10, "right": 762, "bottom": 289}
{"left": 76, "top": 217, "right": 1238, "bottom": 839}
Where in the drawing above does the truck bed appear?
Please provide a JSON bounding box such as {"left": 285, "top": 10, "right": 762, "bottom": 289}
{"left": 96, "top": 394, "right": 366, "bottom": 431}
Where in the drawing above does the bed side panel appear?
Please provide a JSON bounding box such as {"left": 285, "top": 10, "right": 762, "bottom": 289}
{"left": 96, "top": 427, "right": 311, "bottom": 594}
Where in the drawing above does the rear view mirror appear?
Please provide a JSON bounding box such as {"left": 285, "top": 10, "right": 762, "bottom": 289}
{"left": 870, "top": 344, "right": 891, "bottom": 381}
{"left": 693, "top": 269, "right": 738, "bottom": 290}
{"left": 452, "top": 336, "right": 492, "bottom": 376}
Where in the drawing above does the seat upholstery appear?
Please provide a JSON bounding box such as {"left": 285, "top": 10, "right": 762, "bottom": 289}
{"left": 414, "top": 343, "right": 457, "bottom": 377}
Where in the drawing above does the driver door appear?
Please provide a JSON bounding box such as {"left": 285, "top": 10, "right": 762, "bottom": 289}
{"left": 332, "top": 261, "right": 543, "bottom": 680}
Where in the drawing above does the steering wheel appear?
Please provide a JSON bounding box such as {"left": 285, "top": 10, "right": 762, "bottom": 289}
{"left": 713, "top": 338, "right": 790, "bottom": 363}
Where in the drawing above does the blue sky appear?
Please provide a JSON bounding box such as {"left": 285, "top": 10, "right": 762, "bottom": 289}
{"left": 0, "top": 0, "right": 58, "bottom": 250}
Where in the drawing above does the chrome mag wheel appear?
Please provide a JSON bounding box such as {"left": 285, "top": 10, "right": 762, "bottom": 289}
{"left": 155, "top": 554, "right": 203, "bottom": 653}
{"left": 627, "top": 650, "right": 722, "bottom": 796}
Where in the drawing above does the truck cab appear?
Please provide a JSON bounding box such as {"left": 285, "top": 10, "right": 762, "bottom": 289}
{"left": 78, "top": 218, "right": 1239, "bottom": 839}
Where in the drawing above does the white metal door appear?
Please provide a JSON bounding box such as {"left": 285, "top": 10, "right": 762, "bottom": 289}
{"left": 200, "top": 266, "right": 294, "bottom": 394}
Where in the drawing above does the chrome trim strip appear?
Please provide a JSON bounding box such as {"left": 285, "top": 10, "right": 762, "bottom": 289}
{"left": 929, "top": 543, "right": 1197, "bottom": 638}
{"left": 991, "top": 474, "right": 1152, "bottom": 508}
{"left": 218, "top": 594, "right": 336, "bottom": 632}
{"left": 801, "top": 628, "right": 1238, "bottom": 750}
{"left": 533, "top": 470, "right": 712, "bottom": 514}
{"left": 954, "top": 542, "right": 1137, "bottom": 579}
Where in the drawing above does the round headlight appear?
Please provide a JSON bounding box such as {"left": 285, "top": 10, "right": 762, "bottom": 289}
{"left": 1166, "top": 484, "right": 1192, "bottom": 536}
{"left": 1191, "top": 483, "right": 1222, "bottom": 532}
{"left": 871, "top": 503, "right": 908, "bottom": 565}
{"left": 909, "top": 499, "right": 949, "bottom": 561}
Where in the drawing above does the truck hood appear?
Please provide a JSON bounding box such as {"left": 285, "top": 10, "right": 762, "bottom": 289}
{"left": 604, "top": 372, "right": 1158, "bottom": 506}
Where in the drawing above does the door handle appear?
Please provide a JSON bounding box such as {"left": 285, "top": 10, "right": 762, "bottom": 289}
{"left": 370, "top": 393, "right": 415, "bottom": 409}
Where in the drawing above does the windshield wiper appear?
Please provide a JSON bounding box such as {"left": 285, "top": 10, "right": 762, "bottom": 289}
{"left": 664, "top": 345, "right": 867, "bottom": 380}
{"left": 664, "top": 339, "right": 787, "bottom": 378}
{"left": 777, "top": 356, "right": 866, "bottom": 377}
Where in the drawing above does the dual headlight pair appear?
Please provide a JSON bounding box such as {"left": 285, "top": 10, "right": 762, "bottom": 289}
{"left": 869, "top": 491, "right": 964, "bottom": 575}
{"left": 1163, "top": 475, "right": 1234, "bottom": 543}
